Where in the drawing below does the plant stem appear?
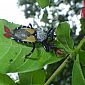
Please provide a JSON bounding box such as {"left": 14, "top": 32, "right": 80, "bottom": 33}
{"left": 44, "top": 37, "right": 85, "bottom": 85}
{"left": 75, "top": 36, "right": 85, "bottom": 52}
{"left": 44, "top": 56, "right": 70, "bottom": 85}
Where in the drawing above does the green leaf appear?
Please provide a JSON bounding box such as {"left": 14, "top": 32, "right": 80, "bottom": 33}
{"left": 18, "top": 69, "right": 46, "bottom": 85}
{"left": 0, "top": 19, "right": 20, "bottom": 73}
{"left": 0, "top": 19, "right": 62, "bottom": 73}
{"left": 72, "top": 54, "right": 85, "bottom": 85}
{"left": 79, "top": 50, "right": 85, "bottom": 65}
{"left": 56, "top": 22, "right": 74, "bottom": 52}
{"left": 36, "top": 0, "right": 49, "bottom": 8}
{"left": 0, "top": 73, "right": 16, "bottom": 85}
{"left": 9, "top": 48, "right": 62, "bottom": 73}
{"left": 82, "top": 66, "right": 85, "bottom": 78}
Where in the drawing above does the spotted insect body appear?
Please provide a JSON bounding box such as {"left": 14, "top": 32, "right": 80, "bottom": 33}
{"left": 4, "top": 24, "right": 55, "bottom": 60}
{"left": 13, "top": 28, "right": 36, "bottom": 42}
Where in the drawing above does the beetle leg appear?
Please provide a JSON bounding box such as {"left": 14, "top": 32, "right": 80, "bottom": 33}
{"left": 47, "top": 26, "right": 56, "bottom": 41}
{"left": 25, "top": 43, "right": 35, "bottom": 58}
{"left": 42, "top": 41, "right": 50, "bottom": 52}
{"left": 24, "top": 43, "right": 39, "bottom": 61}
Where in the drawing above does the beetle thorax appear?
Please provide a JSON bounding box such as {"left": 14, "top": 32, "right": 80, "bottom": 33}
{"left": 36, "top": 29, "right": 47, "bottom": 42}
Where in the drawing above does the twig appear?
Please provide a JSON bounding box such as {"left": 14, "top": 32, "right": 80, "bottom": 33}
{"left": 44, "top": 55, "right": 70, "bottom": 85}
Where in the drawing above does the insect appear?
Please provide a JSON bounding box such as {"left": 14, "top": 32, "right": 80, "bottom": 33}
{"left": 54, "top": 48, "right": 63, "bottom": 55}
{"left": 4, "top": 24, "right": 55, "bottom": 60}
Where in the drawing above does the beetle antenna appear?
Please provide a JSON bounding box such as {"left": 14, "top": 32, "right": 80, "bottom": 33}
{"left": 29, "top": 23, "right": 33, "bottom": 28}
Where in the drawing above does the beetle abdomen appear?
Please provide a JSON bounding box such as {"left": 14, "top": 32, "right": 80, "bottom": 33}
{"left": 13, "top": 29, "right": 30, "bottom": 40}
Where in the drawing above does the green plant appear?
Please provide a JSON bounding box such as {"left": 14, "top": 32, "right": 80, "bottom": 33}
{"left": 0, "top": 0, "right": 85, "bottom": 85}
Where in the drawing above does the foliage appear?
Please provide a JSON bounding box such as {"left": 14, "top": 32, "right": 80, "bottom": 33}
{"left": 72, "top": 54, "right": 85, "bottom": 85}
{"left": 0, "top": 73, "right": 16, "bottom": 85}
{"left": 0, "top": 0, "right": 85, "bottom": 85}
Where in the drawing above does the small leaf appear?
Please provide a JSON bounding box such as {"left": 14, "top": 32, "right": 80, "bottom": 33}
{"left": 0, "top": 73, "right": 16, "bottom": 85}
{"left": 72, "top": 54, "right": 85, "bottom": 85}
{"left": 56, "top": 22, "right": 74, "bottom": 52}
{"left": 36, "top": 0, "right": 49, "bottom": 8}
{"left": 18, "top": 69, "right": 46, "bottom": 85}
{"left": 79, "top": 50, "right": 85, "bottom": 65}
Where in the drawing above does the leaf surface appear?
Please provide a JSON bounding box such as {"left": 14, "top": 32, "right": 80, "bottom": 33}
{"left": 79, "top": 50, "right": 85, "bottom": 65}
{"left": 72, "top": 54, "right": 85, "bottom": 85}
{"left": 18, "top": 69, "right": 46, "bottom": 85}
{"left": 56, "top": 22, "right": 74, "bottom": 52}
{"left": 0, "top": 73, "right": 16, "bottom": 85}
{"left": 0, "top": 19, "right": 62, "bottom": 73}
